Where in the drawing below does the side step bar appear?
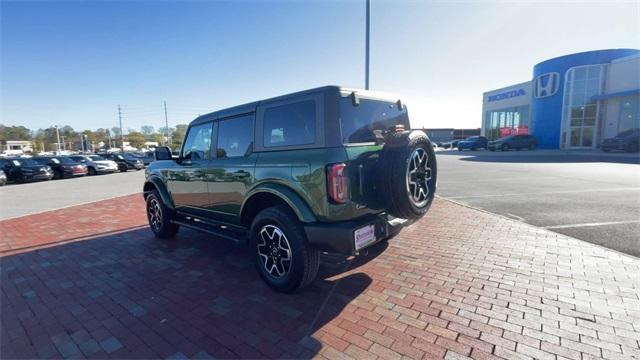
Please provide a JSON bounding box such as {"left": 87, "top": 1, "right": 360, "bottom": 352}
{"left": 171, "top": 215, "right": 248, "bottom": 244}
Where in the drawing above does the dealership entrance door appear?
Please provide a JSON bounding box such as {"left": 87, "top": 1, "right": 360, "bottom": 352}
{"left": 562, "top": 65, "right": 604, "bottom": 149}
{"left": 568, "top": 125, "right": 595, "bottom": 148}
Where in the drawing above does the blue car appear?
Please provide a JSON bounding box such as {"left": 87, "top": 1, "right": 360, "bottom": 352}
{"left": 457, "top": 136, "right": 488, "bottom": 151}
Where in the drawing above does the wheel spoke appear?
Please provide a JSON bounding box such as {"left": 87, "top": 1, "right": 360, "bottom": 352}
{"left": 406, "top": 147, "right": 432, "bottom": 207}
{"left": 257, "top": 224, "right": 292, "bottom": 279}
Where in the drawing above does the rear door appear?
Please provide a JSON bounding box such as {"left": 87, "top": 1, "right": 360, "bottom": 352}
{"left": 166, "top": 122, "right": 214, "bottom": 210}
{"left": 204, "top": 113, "right": 257, "bottom": 224}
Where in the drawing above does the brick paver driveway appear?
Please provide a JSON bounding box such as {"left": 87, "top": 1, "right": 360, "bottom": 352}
{"left": 1, "top": 195, "right": 639, "bottom": 359}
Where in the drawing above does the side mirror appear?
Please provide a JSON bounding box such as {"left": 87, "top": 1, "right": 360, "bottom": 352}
{"left": 155, "top": 146, "right": 173, "bottom": 161}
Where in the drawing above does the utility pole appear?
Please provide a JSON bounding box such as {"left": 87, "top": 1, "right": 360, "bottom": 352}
{"left": 54, "top": 125, "right": 61, "bottom": 153}
{"left": 163, "top": 101, "right": 171, "bottom": 147}
{"left": 61, "top": 136, "right": 66, "bottom": 151}
{"left": 118, "top": 105, "right": 124, "bottom": 152}
{"left": 365, "top": 0, "right": 370, "bottom": 90}
{"left": 80, "top": 133, "right": 85, "bottom": 153}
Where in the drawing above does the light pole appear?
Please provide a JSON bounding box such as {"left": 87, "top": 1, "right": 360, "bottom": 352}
{"left": 54, "top": 125, "right": 61, "bottom": 153}
{"left": 80, "top": 133, "right": 85, "bottom": 153}
{"left": 365, "top": 0, "right": 370, "bottom": 90}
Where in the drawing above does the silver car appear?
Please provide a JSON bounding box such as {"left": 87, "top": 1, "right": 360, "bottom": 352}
{"left": 70, "top": 155, "right": 119, "bottom": 175}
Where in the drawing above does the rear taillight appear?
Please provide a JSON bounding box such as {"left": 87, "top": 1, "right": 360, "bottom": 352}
{"left": 327, "top": 163, "right": 348, "bottom": 204}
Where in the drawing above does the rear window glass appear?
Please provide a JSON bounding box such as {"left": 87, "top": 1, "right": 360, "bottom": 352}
{"left": 263, "top": 100, "right": 316, "bottom": 147}
{"left": 340, "top": 97, "right": 410, "bottom": 143}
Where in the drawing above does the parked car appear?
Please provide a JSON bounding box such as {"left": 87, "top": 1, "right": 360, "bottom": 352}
{"left": 129, "top": 151, "right": 155, "bottom": 165}
{"left": 441, "top": 139, "right": 460, "bottom": 149}
{"left": 32, "top": 156, "right": 87, "bottom": 179}
{"left": 600, "top": 129, "right": 639, "bottom": 153}
{"left": 488, "top": 134, "right": 537, "bottom": 151}
{"left": 143, "top": 86, "right": 438, "bottom": 293}
{"left": 105, "top": 153, "right": 145, "bottom": 172}
{"left": 0, "top": 158, "right": 54, "bottom": 183}
{"left": 0, "top": 170, "right": 6, "bottom": 186}
{"left": 69, "top": 155, "right": 119, "bottom": 175}
{"left": 457, "top": 136, "right": 489, "bottom": 151}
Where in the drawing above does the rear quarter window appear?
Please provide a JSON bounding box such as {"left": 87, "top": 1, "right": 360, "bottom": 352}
{"left": 263, "top": 100, "right": 316, "bottom": 147}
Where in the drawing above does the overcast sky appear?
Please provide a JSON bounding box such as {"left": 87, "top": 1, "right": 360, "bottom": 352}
{"left": 1, "top": 1, "right": 639, "bottom": 132}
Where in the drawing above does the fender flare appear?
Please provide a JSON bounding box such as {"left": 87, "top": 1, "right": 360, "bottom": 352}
{"left": 143, "top": 176, "right": 175, "bottom": 210}
{"left": 241, "top": 183, "right": 317, "bottom": 223}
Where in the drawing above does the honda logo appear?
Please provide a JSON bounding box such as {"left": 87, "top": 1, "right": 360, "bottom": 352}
{"left": 534, "top": 72, "right": 560, "bottom": 98}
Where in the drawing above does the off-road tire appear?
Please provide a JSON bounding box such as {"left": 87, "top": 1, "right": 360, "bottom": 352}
{"left": 379, "top": 131, "right": 437, "bottom": 220}
{"left": 146, "top": 190, "right": 179, "bottom": 238}
{"left": 250, "top": 205, "right": 319, "bottom": 293}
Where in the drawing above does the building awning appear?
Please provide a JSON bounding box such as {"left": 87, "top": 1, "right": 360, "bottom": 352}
{"left": 591, "top": 89, "right": 640, "bottom": 101}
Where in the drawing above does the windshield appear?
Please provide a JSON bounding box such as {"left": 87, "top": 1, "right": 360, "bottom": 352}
{"left": 339, "top": 97, "right": 410, "bottom": 144}
{"left": 53, "top": 157, "right": 76, "bottom": 164}
{"left": 15, "top": 158, "right": 40, "bottom": 166}
{"left": 616, "top": 129, "right": 639, "bottom": 138}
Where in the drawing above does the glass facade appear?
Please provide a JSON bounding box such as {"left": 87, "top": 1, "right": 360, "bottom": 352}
{"left": 484, "top": 105, "right": 530, "bottom": 140}
{"left": 560, "top": 65, "right": 604, "bottom": 148}
{"left": 618, "top": 96, "right": 640, "bottom": 134}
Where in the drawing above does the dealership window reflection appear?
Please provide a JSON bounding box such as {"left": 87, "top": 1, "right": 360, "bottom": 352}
{"left": 484, "top": 106, "right": 529, "bottom": 140}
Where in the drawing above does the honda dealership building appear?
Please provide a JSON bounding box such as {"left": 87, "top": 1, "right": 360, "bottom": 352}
{"left": 481, "top": 49, "right": 640, "bottom": 149}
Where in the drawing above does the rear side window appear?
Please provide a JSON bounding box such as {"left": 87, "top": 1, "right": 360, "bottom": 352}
{"left": 340, "top": 97, "right": 410, "bottom": 143}
{"left": 182, "top": 123, "right": 213, "bottom": 160}
{"left": 216, "top": 115, "right": 254, "bottom": 158}
{"left": 263, "top": 100, "right": 316, "bottom": 147}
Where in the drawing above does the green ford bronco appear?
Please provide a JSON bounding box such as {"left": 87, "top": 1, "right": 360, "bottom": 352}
{"left": 143, "top": 86, "right": 437, "bottom": 292}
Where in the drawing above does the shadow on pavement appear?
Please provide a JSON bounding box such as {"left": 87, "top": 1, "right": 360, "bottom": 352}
{"left": 436, "top": 149, "right": 640, "bottom": 164}
{"left": 0, "top": 226, "right": 375, "bottom": 359}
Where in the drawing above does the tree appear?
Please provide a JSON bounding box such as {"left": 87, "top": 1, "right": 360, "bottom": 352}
{"left": 141, "top": 125, "right": 155, "bottom": 136}
{"left": 0, "top": 125, "right": 32, "bottom": 140}
{"left": 127, "top": 131, "right": 146, "bottom": 149}
{"left": 172, "top": 124, "right": 188, "bottom": 151}
{"left": 152, "top": 133, "right": 164, "bottom": 145}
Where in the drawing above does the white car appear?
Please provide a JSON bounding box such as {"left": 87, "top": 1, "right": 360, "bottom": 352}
{"left": 70, "top": 155, "right": 119, "bottom": 175}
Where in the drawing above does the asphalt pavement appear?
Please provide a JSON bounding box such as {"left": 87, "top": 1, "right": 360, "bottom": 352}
{"left": 0, "top": 170, "right": 145, "bottom": 220}
{"left": 436, "top": 149, "right": 640, "bottom": 257}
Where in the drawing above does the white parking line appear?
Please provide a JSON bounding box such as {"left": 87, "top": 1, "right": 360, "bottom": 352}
{"left": 545, "top": 220, "right": 640, "bottom": 229}
{"left": 444, "top": 187, "right": 640, "bottom": 199}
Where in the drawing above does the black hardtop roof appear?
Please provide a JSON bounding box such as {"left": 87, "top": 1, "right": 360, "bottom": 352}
{"left": 190, "top": 85, "right": 402, "bottom": 126}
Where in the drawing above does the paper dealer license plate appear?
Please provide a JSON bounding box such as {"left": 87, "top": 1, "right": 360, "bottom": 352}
{"left": 354, "top": 225, "right": 376, "bottom": 251}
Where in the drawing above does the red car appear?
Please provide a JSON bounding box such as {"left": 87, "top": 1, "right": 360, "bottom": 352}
{"left": 32, "top": 156, "right": 88, "bottom": 179}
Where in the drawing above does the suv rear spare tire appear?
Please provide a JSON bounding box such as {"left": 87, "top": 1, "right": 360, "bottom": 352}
{"left": 250, "top": 205, "right": 320, "bottom": 293}
{"left": 379, "top": 130, "right": 437, "bottom": 220}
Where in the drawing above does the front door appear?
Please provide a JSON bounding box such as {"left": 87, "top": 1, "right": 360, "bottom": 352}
{"left": 204, "top": 114, "right": 256, "bottom": 224}
{"left": 167, "top": 122, "right": 213, "bottom": 210}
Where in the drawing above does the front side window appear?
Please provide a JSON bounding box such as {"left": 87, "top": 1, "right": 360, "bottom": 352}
{"left": 181, "top": 123, "right": 213, "bottom": 160}
{"left": 216, "top": 115, "right": 254, "bottom": 158}
{"left": 340, "top": 97, "right": 410, "bottom": 143}
{"left": 263, "top": 100, "right": 316, "bottom": 147}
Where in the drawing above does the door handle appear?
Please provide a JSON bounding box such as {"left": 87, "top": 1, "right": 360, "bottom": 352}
{"left": 233, "top": 170, "right": 251, "bottom": 178}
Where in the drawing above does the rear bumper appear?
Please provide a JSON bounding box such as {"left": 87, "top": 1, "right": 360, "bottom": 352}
{"left": 304, "top": 213, "right": 408, "bottom": 255}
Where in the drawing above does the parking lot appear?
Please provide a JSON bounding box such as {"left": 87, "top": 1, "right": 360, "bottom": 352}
{"left": 0, "top": 171, "right": 144, "bottom": 220}
{"left": 1, "top": 151, "right": 640, "bottom": 359}
{"left": 436, "top": 150, "right": 640, "bottom": 257}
